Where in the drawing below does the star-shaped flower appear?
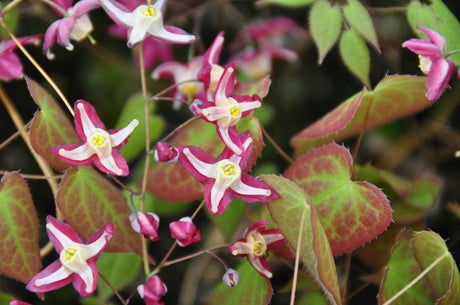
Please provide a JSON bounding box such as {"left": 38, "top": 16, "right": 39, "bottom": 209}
{"left": 43, "top": 0, "right": 100, "bottom": 59}
{"left": 53, "top": 100, "right": 139, "bottom": 176}
{"left": 402, "top": 26, "right": 456, "bottom": 101}
{"left": 195, "top": 65, "right": 261, "bottom": 155}
{"left": 26, "top": 216, "right": 113, "bottom": 297}
{"left": 99, "top": 0, "right": 196, "bottom": 47}
{"left": 229, "top": 220, "right": 285, "bottom": 279}
{"left": 0, "top": 35, "right": 41, "bottom": 81}
{"left": 198, "top": 31, "right": 225, "bottom": 99}
{"left": 177, "top": 132, "right": 278, "bottom": 216}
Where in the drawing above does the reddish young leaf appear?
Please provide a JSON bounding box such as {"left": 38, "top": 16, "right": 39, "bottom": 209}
{"left": 291, "top": 75, "right": 429, "bottom": 157}
{"left": 284, "top": 143, "right": 392, "bottom": 255}
{"left": 0, "top": 173, "right": 41, "bottom": 283}
{"left": 147, "top": 115, "right": 263, "bottom": 202}
{"left": 56, "top": 167, "right": 143, "bottom": 255}
{"left": 263, "top": 174, "right": 342, "bottom": 305}
{"left": 26, "top": 77, "right": 78, "bottom": 171}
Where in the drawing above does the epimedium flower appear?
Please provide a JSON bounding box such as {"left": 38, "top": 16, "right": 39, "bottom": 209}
{"left": 0, "top": 35, "right": 41, "bottom": 81}
{"left": 26, "top": 216, "right": 114, "bottom": 297}
{"left": 198, "top": 31, "right": 226, "bottom": 100}
{"left": 99, "top": 0, "right": 196, "bottom": 47}
{"left": 222, "top": 268, "right": 240, "bottom": 287}
{"left": 194, "top": 65, "right": 261, "bottom": 155}
{"left": 53, "top": 100, "right": 139, "bottom": 176}
{"left": 169, "top": 217, "right": 201, "bottom": 247}
{"left": 154, "top": 141, "right": 179, "bottom": 163}
{"left": 137, "top": 275, "right": 167, "bottom": 305}
{"left": 129, "top": 211, "right": 160, "bottom": 241}
{"left": 176, "top": 131, "right": 279, "bottom": 216}
{"left": 402, "top": 26, "right": 456, "bottom": 101}
{"left": 43, "top": 0, "right": 100, "bottom": 59}
{"left": 229, "top": 220, "right": 285, "bottom": 279}
{"left": 152, "top": 55, "right": 205, "bottom": 109}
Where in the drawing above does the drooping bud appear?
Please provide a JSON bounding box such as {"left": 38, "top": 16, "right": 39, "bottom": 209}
{"left": 129, "top": 211, "right": 160, "bottom": 241}
{"left": 154, "top": 142, "right": 179, "bottom": 163}
{"left": 137, "top": 275, "right": 167, "bottom": 305}
{"left": 222, "top": 268, "right": 240, "bottom": 287}
{"left": 169, "top": 217, "right": 201, "bottom": 247}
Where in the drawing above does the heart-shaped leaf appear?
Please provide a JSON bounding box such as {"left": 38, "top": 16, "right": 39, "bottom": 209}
{"left": 310, "top": 0, "right": 343, "bottom": 64}
{"left": 56, "top": 166, "right": 143, "bottom": 255}
{"left": 291, "top": 75, "right": 429, "bottom": 157}
{"left": 343, "top": 0, "right": 380, "bottom": 51}
{"left": 263, "top": 174, "right": 342, "bottom": 305}
{"left": 284, "top": 143, "right": 392, "bottom": 255}
{"left": 339, "top": 29, "right": 370, "bottom": 88}
{"left": 407, "top": 0, "right": 440, "bottom": 34}
{"left": 147, "top": 115, "right": 263, "bottom": 202}
{"left": 27, "top": 77, "right": 78, "bottom": 171}
{"left": 205, "top": 260, "right": 273, "bottom": 305}
{"left": 0, "top": 172, "right": 41, "bottom": 283}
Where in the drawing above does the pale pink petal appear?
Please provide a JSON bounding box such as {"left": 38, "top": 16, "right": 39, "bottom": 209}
{"left": 229, "top": 240, "right": 252, "bottom": 256}
{"left": 56, "top": 18, "right": 76, "bottom": 50}
{"left": 27, "top": 261, "right": 73, "bottom": 293}
{"left": 95, "top": 149, "right": 124, "bottom": 176}
{"left": 74, "top": 101, "right": 103, "bottom": 140}
{"left": 247, "top": 255, "right": 272, "bottom": 278}
{"left": 152, "top": 61, "right": 184, "bottom": 79}
{"left": 71, "top": 0, "right": 100, "bottom": 18}
{"left": 214, "top": 66, "right": 235, "bottom": 105}
{"left": 82, "top": 223, "right": 114, "bottom": 259}
{"left": 204, "top": 179, "right": 233, "bottom": 216}
{"left": 43, "top": 20, "right": 60, "bottom": 58}
{"left": 181, "top": 147, "right": 215, "bottom": 178}
{"left": 46, "top": 215, "right": 83, "bottom": 252}
{"left": 231, "top": 178, "right": 272, "bottom": 197}
{"left": 152, "top": 26, "right": 196, "bottom": 44}
{"left": 110, "top": 119, "right": 139, "bottom": 147}
{"left": 72, "top": 261, "right": 96, "bottom": 296}
{"left": 426, "top": 58, "right": 455, "bottom": 101}
{"left": 261, "top": 230, "right": 285, "bottom": 249}
{"left": 232, "top": 174, "right": 278, "bottom": 203}
{"left": 217, "top": 127, "right": 243, "bottom": 156}
{"left": 99, "top": 0, "right": 135, "bottom": 27}
{"left": 56, "top": 143, "right": 95, "bottom": 162}
{"left": 239, "top": 100, "right": 261, "bottom": 113}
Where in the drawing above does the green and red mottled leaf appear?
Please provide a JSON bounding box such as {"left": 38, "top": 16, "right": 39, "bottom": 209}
{"left": 339, "top": 29, "right": 370, "bottom": 88}
{"left": 262, "top": 174, "right": 342, "bottom": 305}
{"left": 379, "top": 231, "right": 460, "bottom": 305}
{"left": 56, "top": 167, "right": 143, "bottom": 255}
{"left": 147, "top": 114, "right": 263, "bottom": 202}
{"left": 0, "top": 173, "right": 41, "bottom": 283}
{"left": 310, "top": 0, "right": 343, "bottom": 64}
{"left": 205, "top": 260, "right": 273, "bottom": 305}
{"left": 291, "top": 75, "right": 429, "bottom": 157}
{"left": 343, "top": 0, "right": 380, "bottom": 52}
{"left": 284, "top": 143, "right": 392, "bottom": 255}
{"left": 234, "top": 76, "right": 271, "bottom": 98}
{"left": 27, "top": 77, "right": 78, "bottom": 171}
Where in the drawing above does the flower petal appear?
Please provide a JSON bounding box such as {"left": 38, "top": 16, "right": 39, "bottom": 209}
{"left": 180, "top": 147, "right": 216, "bottom": 180}
{"left": 71, "top": 260, "right": 97, "bottom": 297}
{"left": 217, "top": 126, "right": 243, "bottom": 156}
{"left": 46, "top": 215, "right": 84, "bottom": 252}
{"left": 151, "top": 26, "right": 196, "bottom": 44}
{"left": 26, "top": 261, "right": 73, "bottom": 293}
{"left": 99, "top": 0, "right": 136, "bottom": 27}
{"left": 81, "top": 223, "right": 114, "bottom": 259}
{"left": 214, "top": 66, "right": 236, "bottom": 105}
{"left": 402, "top": 39, "right": 441, "bottom": 59}
{"left": 426, "top": 58, "right": 455, "bottom": 101}
{"left": 205, "top": 177, "right": 233, "bottom": 215}
{"left": 247, "top": 255, "right": 272, "bottom": 278}
{"left": 54, "top": 143, "right": 95, "bottom": 163}
{"left": 74, "top": 100, "right": 105, "bottom": 141}
{"left": 110, "top": 119, "right": 139, "bottom": 147}
{"left": 93, "top": 149, "right": 127, "bottom": 176}
{"left": 417, "top": 26, "right": 445, "bottom": 50}
{"left": 0, "top": 52, "right": 23, "bottom": 81}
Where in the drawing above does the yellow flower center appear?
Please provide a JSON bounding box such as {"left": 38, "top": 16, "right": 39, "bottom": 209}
{"left": 252, "top": 240, "right": 267, "bottom": 256}
{"left": 221, "top": 162, "right": 237, "bottom": 176}
{"left": 143, "top": 6, "right": 156, "bottom": 16}
{"left": 229, "top": 106, "right": 241, "bottom": 117}
{"left": 60, "top": 246, "right": 85, "bottom": 272}
{"left": 182, "top": 84, "right": 199, "bottom": 96}
{"left": 62, "top": 247, "right": 78, "bottom": 262}
{"left": 91, "top": 133, "right": 107, "bottom": 147}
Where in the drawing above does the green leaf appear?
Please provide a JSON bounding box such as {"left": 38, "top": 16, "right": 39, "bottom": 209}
{"left": 27, "top": 77, "right": 79, "bottom": 171}
{"left": 80, "top": 296, "right": 116, "bottom": 305}
{"left": 0, "top": 6, "right": 18, "bottom": 39}
{"left": 379, "top": 231, "right": 460, "bottom": 305}
{"left": 0, "top": 173, "right": 41, "bottom": 283}
{"left": 97, "top": 252, "right": 142, "bottom": 301}
{"left": 147, "top": 115, "right": 263, "bottom": 202}
{"left": 262, "top": 175, "right": 342, "bottom": 305}
{"left": 115, "top": 93, "right": 165, "bottom": 162}
{"left": 430, "top": 0, "right": 460, "bottom": 64}
{"left": 339, "top": 29, "right": 371, "bottom": 88}
{"left": 255, "top": 0, "right": 316, "bottom": 8}
{"left": 310, "top": 0, "right": 343, "bottom": 64}
{"left": 407, "top": 1, "right": 440, "bottom": 34}
{"left": 56, "top": 166, "right": 143, "bottom": 255}
{"left": 343, "top": 0, "right": 380, "bottom": 51}
{"left": 284, "top": 143, "right": 392, "bottom": 255}
{"left": 208, "top": 198, "right": 246, "bottom": 242}
{"left": 291, "top": 75, "right": 430, "bottom": 157}
{"left": 205, "top": 260, "right": 273, "bottom": 305}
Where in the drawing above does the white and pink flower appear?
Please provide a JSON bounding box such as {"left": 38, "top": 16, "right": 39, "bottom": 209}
{"left": 169, "top": 217, "right": 201, "bottom": 247}
{"left": 0, "top": 35, "right": 41, "bottom": 81}
{"left": 26, "top": 216, "right": 113, "bottom": 297}
{"left": 137, "top": 275, "right": 167, "bottom": 305}
{"left": 129, "top": 211, "right": 160, "bottom": 241}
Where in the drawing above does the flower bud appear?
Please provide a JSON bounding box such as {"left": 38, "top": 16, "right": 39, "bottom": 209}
{"left": 129, "top": 211, "right": 160, "bottom": 241}
{"left": 154, "top": 142, "right": 179, "bottom": 163}
{"left": 222, "top": 268, "right": 240, "bottom": 287}
{"left": 137, "top": 275, "right": 167, "bottom": 305}
{"left": 169, "top": 217, "right": 201, "bottom": 247}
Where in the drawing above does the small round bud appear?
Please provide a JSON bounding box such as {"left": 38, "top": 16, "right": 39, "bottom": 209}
{"left": 222, "top": 268, "right": 240, "bottom": 287}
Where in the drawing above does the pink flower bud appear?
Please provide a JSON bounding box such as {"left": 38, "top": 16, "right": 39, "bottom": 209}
{"left": 154, "top": 142, "right": 179, "bottom": 163}
{"left": 169, "top": 217, "right": 201, "bottom": 247}
{"left": 222, "top": 268, "right": 240, "bottom": 287}
{"left": 129, "top": 211, "right": 160, "bottom": 241}
{"left": 137, "top": 275, "right": 167, "bottom": 305}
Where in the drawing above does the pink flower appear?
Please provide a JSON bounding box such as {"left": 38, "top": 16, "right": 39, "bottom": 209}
{"left": 154, "top": 142, "right": 179, "bottom": 163}
{"left": 177, "top": 131, "right": 278, "bottom": 216}
{"left": 129, "top": 211, "right": 160, "bottom": 241}
{"left": 53, "top": 100, "right": 139, "bottom": 176}
{"left": 229, "top": 220, "right": 285, "bottom": 279}
{"left": 99, "top": 0, "right": 196, "bottom": 47}
{"left": 0, "top": 35, "right": 41, "bottom": 81}
{"left": 26, "top": 216, "right": 113, "bottom": 297}
{"left": 43, "top": 0, "right": 100, "bottom": 59}
{"left": 10, "top": 301, "right": 32, "bottom": 305}
{"left": 137, "top": 275, "right": 167, "bottom": 305}
{"left": 169, "top": 217, "right": 201, "bottom": 247}
{"left": 198, "top": 31, "right": 226, "bottom": 99}
{"left": 195, "top": 65, "right": 261, "bottom": 155}
{"left": 222, "top": 268, "right": 240, "bottom": 287}
{"left": 402, "top": 26, "right": 455, "bottom": 101}
{"left": 152, "top": 55, "right": 205, "bottom": 109}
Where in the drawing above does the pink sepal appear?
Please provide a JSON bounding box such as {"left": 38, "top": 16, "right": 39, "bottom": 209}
{"left": 46, "top": 215, "right": 84, "bottom": 253}
{"left": 10, "top": 301, "right": 32, "bottom": 305}
{"left": 26, "top": 260, "right": 73, "bottom": 294}
{"left": 71, "top": 0, "right": 100, "bottom": 18}
{"left": 129, "top": 211, "right": 160, "bottom": 241}
{"left": 169, "top": 217, "right": 201, "bottom": 247}
{"left": 198, "top": 32, "right": 225, "bottom": 90}
{"left": 93, "top": 149, "right": 130, "bottom": 176}
{"left": 138, "top": 275, "right": 167, "bottom": 305}
{"left": 0, "top": 52, "right": 23, "bottom": 81}
{"left": 426, "top": 58, "right": 455, "bottom": 101}
{"left": 74, "top": 100, "right": 106, "bottom": 141}
{"left": 154, "top": 142, "right": 179, "bottom": 163}
{"left": 177, "top": 145, "right": 216, "bottom": 183}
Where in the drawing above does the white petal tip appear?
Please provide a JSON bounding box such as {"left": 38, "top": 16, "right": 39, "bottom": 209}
{"left": 132, "top": 119, "right": 140, "bottom": 127}
{"left": 46, "top": 51, "right": 55, "bottom": 60}
{"left": 65, "top": 44, "right": 74, "bottom": 51}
